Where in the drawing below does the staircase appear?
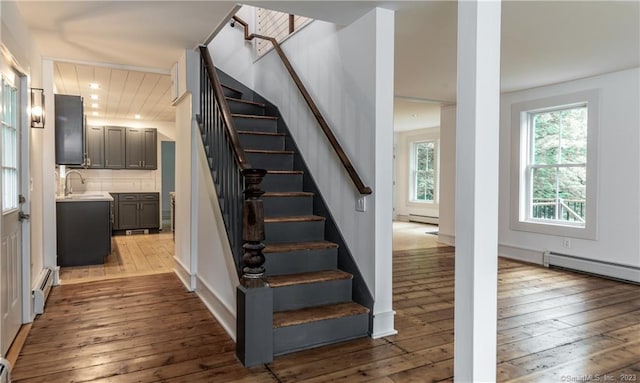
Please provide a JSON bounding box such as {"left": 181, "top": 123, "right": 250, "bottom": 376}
{"left": 213, "top": 78, "right": 370, "bottom": 356}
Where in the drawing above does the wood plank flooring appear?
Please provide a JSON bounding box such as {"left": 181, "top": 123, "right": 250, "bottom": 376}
{"left": 59, "top": 232, "right": 174, "bottom": 285}
{"left": 12, "top": 226, "right": 640, "bottom": 382}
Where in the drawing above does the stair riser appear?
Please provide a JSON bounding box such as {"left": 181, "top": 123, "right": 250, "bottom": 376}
{"left": 273, "top": 279, "right": 352, "bottom": 311}
{"left": 239, "top": 134, "right": 285, "bottom": 151}
{"left": 264, "top": 248, "right": 338, "bottom": 276}
{"left": 227, "top": 100, "right": 266, "bottom": 116}
{"left": 262, "top": 173, "right": 303, "bottom": 192}
{"left": 233, "top": 117, "right": 278, "bottom": 133}
{"left": 265, "top": 220, "right": 324, "bottom": 243}
{"left": 273, "top": 314, "right": 369, "bottom": 356}
{"left": 264, "top": 196, "right": 313, "bottom": 217}
{"left": 247, "top": 152, "right": 293, "bottom": 171}
{"left": 222, "top": 87, "right": 242, "bottom": 99}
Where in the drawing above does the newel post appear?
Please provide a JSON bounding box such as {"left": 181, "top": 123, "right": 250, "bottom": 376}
{"left": 236, "top": 168, "right": 273, "bottom": 367}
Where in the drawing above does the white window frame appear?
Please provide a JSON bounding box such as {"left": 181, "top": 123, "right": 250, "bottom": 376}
{"left": 410, "top": 139, "right": 439, "bottom": 204}
{"left": 510, "top": 89, "right": 599, "bottom": 240}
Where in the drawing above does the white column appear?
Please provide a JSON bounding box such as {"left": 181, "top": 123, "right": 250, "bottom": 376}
{"left": 454, "top": 1, "right": 501, "bottom": 382}
{"left": 372, "top": 7, "right": 397, "bottom": 338}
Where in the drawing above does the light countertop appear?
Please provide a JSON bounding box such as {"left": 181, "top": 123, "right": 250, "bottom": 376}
{"left": 55, "top": 191, "right": 114, "bottom": 203}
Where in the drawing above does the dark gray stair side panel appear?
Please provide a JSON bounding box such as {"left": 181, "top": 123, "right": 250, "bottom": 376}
{"left": 264, "top": 220, "right": 324, "bottom": 243}
{"left": 239, "top": 134, "right": 285, "bottom": 151}
{"left": 233, "top": 116, "right": 278, "bottom": 133}
{"left": 227, "top": 99, "right": 266, "bottom": 116}
{"left": 273, "top": 314, "right": 369, "bottom": 356}
{"left": 246, "top": 152, "right": 293, "bottom": 171}
{"left": 262, "top": 173, "right": 303, "bottom": 192}
{"left": 272, "top": 279, "right": 352, "bottom": 311}
{"left": 264, "top": 248, "right": 338, "bottom": 276}
{"left": 264, "top": 195, "right": 313, "bottom": 217}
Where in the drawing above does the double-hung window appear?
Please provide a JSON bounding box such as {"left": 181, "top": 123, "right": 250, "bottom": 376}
{"left": 510, "top": 90, "right": 599, "bottom": 239}
{"left": 412, "top": 140, "right": 438, "bottom": 203}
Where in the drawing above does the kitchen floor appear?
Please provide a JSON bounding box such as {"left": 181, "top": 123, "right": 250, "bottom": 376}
{"left": 59, "top": 231, "right": 174, "bottom": 285}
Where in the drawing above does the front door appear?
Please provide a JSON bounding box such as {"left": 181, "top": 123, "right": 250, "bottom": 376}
{"left": 0, "top": 73, "right": 23, "bottom": 356}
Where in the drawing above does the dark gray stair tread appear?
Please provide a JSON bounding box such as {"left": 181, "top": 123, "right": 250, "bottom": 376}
{"left": 267, "top": 170, "right": 304, "bottom": 174}
{"left": 238, "top": 131, "right": 285, "bottom": 137}
{"left": 264, "top": 215, "right": 325, "bottom": 223}
{"left": 267, "top": 270, "right": 352, "bottom": 288}
{"left": 225, "top": 97, "right": 265, "bottom": 107}
{"left": 221, "top": 83, "right": 242, "bottom": 93}
{"left": 245, "top": 149, "right": 294, "bottom": 154}
{"left": 232, "top": 113, "right": 278, "bottom": 120}
{"left": 263, "top": 192, "right": 314, "bottom": 197}
{"left": 273, "top": 302, "right": 370, "bottom": 329}
{"left": 264, "top": 240, "right": 338, "bottom": 254}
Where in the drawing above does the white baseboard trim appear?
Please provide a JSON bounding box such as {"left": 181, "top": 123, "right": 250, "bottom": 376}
{"left": 195, "top": 276, "right": 237, "bottom": 341}
{"left": 498, "top": 244, "right": 544, "bottom": 265}
{"left": 395, "top": 215, "right": 410, "bottom": 222}
{"left": 52, "top": 266, "right": 61, "bottom": 286}
{"left": 438, "top": 233, "right": 455, "bottom": 246}
{"left": 371, "top": 310, "right": 397, "bottom": 338}
{"left": 173, "top": 257, "right": 196, "bottom": 291}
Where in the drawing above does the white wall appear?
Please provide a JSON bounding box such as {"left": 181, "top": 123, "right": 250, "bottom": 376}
{"left": 394, "top": 127, "right": 440, "bottom": 221}
{"left": 438, "top": 105, "right": 456, "bottom": 246}
{"left": 211, "top": 7, "right": 396, "bottom": 336}
{"left": 499, "top": 68, "right": 640, "bottom": 268}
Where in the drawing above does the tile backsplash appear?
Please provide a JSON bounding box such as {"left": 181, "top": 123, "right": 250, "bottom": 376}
{"left": 57, "top": 168, "right": 161, "bottom": 195}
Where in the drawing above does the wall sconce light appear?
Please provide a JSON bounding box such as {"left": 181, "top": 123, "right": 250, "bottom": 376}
{"left": 30, "top": 88, "right": 45, "bottom": 128}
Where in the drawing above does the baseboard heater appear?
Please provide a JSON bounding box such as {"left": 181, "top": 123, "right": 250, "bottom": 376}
{"left": 543, "top": 251, "right": 640, "bottom": 284}
{"left": 408, "top": 214, "right": 439, "bottom": 225}
{"left": 33, "top": 268, "right": 54, "bottom": 315}
{"left": 0, "top": 357, "right": 11, "bottom": 383}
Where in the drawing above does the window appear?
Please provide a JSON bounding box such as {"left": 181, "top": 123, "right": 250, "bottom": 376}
{"left": 510, "top": 90, "right": 599, "bottom": 239}
{"left": 1, "top": 76, "right": 18, "bottom": 213}
{"left": 528, "top": 105, "right": 587, "bottom": 225}
{"left": 412, "top": 140, "right": 438, "bottom": 203}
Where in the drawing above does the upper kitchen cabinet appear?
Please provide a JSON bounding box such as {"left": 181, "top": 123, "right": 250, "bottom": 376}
{"left": 85, "top": 125, "right": 104, "bottom": 168}
{"left": 104, "top": 126, "right": 126, "bottom": 169}
{"left": 55, "top": 94, "right": 84, "bottom": 165}
{"left": 125, "top": 128, "right": 157, "bottom": 169}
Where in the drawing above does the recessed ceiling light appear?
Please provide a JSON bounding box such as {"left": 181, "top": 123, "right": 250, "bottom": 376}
{"left": 90, "top": 94, "right": 99, "bottom": 100}
{"left": 91, "top": 103, "right": 98, "bottom": 108}
{"left": 134, "top": 114, "right": 141, "bottom": 119}
{"left": 92, "top": 111, "right": 99, "bottom": 116}
{"left": 89, "top": 83, "right": 100, "bottom": 90}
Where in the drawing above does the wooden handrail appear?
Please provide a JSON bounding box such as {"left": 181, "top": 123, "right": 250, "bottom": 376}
{"left": 199, "top": 45, "right": 250, "bottom": 170}
{"left": 231, "top": 15, "right": 373, "bottom": 195}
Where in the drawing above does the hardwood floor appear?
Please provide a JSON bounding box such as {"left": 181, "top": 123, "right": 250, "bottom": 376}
{"left": 59, "top": 232, "right": 174, "bottom": 284}
{"left": 12, "top": 228, "right": 640, "bottom": 382}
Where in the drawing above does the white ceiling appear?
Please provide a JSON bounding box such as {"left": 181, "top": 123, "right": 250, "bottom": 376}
{"left": 13, "top": 1, "right": 640, "bottom": 131}
{"left": 53, "top": 62, "right": 173, "bottom": 122}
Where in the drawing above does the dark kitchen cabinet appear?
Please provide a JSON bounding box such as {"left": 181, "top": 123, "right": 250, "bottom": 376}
{"left": 125, "top": 128, "right": 157, "bottom": 169}
{"left": 85, "top": 125, "right": 104, "bottom": 168}
{"left": 55, "top": 94, "right": 84, "bottom": 165}
{"left": 113, "top": 193, "right": 159, "bottom": 231}
{"left": 56, "top": 200, "right": 111, "bottom": 266}
{"left": 104, "top": 126, "right": 126, "bottom": 169}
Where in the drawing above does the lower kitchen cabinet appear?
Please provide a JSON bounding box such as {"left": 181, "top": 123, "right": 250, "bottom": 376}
{"left": 111, "top": 192, "right": 159, "bottom": 232}
{"left": 57, "top": 200, "right": 111, "bottom": 266}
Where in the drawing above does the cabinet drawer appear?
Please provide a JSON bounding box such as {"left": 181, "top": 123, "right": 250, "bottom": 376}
{"left": 140, "top": 193, "right": 159, "bottom": 201}
{"left": 119, "top": 193, "right": 139, "bottom": 201}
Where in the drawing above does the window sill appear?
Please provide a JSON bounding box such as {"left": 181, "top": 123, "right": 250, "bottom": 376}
{"left": 509, "top": 219, "right": 597, "bottom": 240}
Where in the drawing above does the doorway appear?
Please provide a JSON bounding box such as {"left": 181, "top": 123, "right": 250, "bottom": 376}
{"left": 0, "top": 67, "right": 26, "bottom": 356}
{"left": 161, "top": 141, "right": 175, "bottom": 231}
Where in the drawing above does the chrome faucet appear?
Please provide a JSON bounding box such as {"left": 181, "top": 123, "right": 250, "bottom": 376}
{"left": 64, "top": 170, "right": 86, "bottom": 196}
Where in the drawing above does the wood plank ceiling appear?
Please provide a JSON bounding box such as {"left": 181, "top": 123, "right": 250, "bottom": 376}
{"left": 54, "top": 62, "right": 174, "bottom": 122}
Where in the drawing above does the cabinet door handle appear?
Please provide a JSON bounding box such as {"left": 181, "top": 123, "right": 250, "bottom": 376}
{"left": 143, "top": 160, "right": 145, "bottom": 167}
